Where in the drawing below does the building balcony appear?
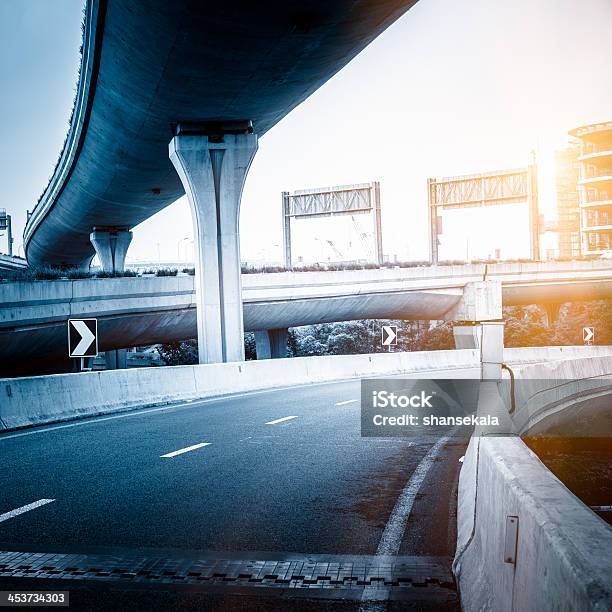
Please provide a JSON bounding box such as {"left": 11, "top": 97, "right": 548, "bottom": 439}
{"left": 578, "top": 149, "right": 612, "bottom": 166}
{"left": 569, "top": 122, "right": 612, "bottom": 146}
{"left": 579, "top": 174, "right": 612, "bottom": 189}
{"left": 580, "top": 198, "right": 612, "bottom": 209}
{"left": 582, "top": 223, "right": 612, "bottom": 233}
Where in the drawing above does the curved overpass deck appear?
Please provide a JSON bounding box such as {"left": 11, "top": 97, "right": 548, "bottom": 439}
{"left": 24, "top": 0, "right": 416, "bottom": 268}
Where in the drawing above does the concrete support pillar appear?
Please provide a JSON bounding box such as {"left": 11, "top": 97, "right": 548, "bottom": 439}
{"left": 255, "top": 329, "right": 288, "bottom": 360}
{"left": 169, "top": 123, "right": 258, "bottom": 364}
{"left": 445, "top": 281, "right": 502, "bottom": 322}
{"left": 448, "top": 281, "right": 504, "bottom": 380}
{"left": 542, "top": 303, "right": 561, "bottom": 327}
{"left": 90, "top": 228, "right": 132, "bottom": 273}
{"left": 452, "top": 324, "right": 482, "bottom": 350}
{"left": 480, "top": 321, "right": 504, "bottom": 380}
{"left": 104, "top": 349, "right": 127, "bottom": 370}
{"left": 453, "top": 322, "right": 505, "bottom": 380}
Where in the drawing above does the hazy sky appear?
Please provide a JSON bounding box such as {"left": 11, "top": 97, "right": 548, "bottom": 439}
{"left": 1, "top": 0, "right": 611, "bottom": 263}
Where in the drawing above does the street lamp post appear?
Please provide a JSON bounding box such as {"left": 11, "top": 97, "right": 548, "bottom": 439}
{"left": 177, "top": 236, "right": 189, "bottom": 261}
{"left": 0, "top": 209, "right": 13, "bottom": 256}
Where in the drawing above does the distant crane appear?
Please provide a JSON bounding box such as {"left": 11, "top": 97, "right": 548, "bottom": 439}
{"left": 325, "top": 239, "right": 344, "bottom": 261}
{"left": 351, "top": 215, "right": 374, "bottom": 259}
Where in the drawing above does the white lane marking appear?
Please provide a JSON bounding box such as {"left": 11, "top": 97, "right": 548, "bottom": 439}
{"left": 335, "top": 399, "right": 358, "bottom": 406}
{"left": 360, "top": 434, "right": 452, "bottom": 608}
{"left": 376, "top": 434, "right": 452, "bottom": 555}
{"left": 160, "top": 442, "right": 211, "bottom": 458}
{"left": 0, "top": 499, "right": 55, "bottom": 523}
{"left": 0, "top": 405, "right": 186, "bottom": 441}
{"left": 265, "top": 416, "right": 298, "bottom": 425}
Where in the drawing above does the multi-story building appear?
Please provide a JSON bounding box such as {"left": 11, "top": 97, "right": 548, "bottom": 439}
{"left": 569, "top": 122, "right": 612, "bottom": 255}
{"left": 554, "top": 146, "right": 581, "bottom": 258}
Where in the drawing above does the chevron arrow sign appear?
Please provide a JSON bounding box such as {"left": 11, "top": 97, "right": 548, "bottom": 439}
{"left": 68, "top": 319, "right": 98, "bottom": 358}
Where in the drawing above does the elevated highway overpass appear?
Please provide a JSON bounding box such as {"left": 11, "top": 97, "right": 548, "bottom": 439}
{"left": 1, "top": 260, "right": 611, "bottom": 372}
{"left": 23, "top": 0, "right": 419, "bottom": 365}
{"left": 24, "top": 0, "right": 416, "bottom": 268}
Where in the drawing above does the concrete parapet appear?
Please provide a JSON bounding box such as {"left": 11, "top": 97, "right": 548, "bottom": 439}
{"left": 499, "top": 355, "right": 612, "bottom": 436}
{"left": 503, "top": 345, "right": 612, "bottom": 364}
{"left": 0, "top": 349, "right": 480, "bottom": 431}
{"left": 454, "top": 434, "right": 612, "bottom": 612}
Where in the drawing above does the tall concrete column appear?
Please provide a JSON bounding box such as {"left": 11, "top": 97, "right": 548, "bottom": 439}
{"left": 452, "top": 322, "right": 505, "bottom": 380}
{"left": 169, "top": 122, "right": 258, "bottom": 364}
{"left": 542, "top": 302, "right": 561, "bottom": 327}
{"left": 90, "top": 228, "right": 132, "bottom": 273}
{"left": 255, "top": 329, "right": 288, "bottom": 359}
{"left": 105, "top": 349, "right": 127, "bottom": 370}
{"left": 447, "top": 281, "right": 504, "bottom": 380}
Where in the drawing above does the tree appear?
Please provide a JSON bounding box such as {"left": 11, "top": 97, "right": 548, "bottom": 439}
{"left": 553, "top": 300, "right": 611, "bottom": 346}
{"left": 157, "top": 340, "right": 198, "bottom": 365}
{"left": 158, "top": 333, "right": 257, "bottom": 366}
{"left": 503, "top": 305, "right": 554, "bottom": 347}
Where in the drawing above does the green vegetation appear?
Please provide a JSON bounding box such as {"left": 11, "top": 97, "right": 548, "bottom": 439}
{"left": 0, "top": 266, "right": 138, "bottom": 281}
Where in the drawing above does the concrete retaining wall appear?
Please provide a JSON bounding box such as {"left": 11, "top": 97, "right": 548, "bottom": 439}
{"left": 2, "top": 346, "right": 610, "bottom": 432}
{"left": 454, "top": 435, "right": 612, "bottom": 612}
{"left": 500, "top": 353, "right": 612, "bottom": 435}
{"left": 0, "top": 349, "right": 480, "bottom": 431}
{"left": 503, "top": 345, "right": 612, "bottom": 364}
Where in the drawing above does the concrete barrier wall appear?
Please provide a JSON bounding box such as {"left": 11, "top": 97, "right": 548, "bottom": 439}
{"left": 0, "top": 349, "right": 480, "bottom": 431}
{"left": 454, "top": 435, "right": 612, "bottom": 612}
{"left": 499, "top": 353, "right": 612, "bottom": 435}
{"left": 2, "top": 346, "right": 610, "bottom": 432}
{"left": 503, "top": 345, "right": 612, "bottom": 364}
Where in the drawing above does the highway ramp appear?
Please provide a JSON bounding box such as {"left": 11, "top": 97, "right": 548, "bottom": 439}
{"left": 0, "top": 374, "right": 466, "bottom": 609}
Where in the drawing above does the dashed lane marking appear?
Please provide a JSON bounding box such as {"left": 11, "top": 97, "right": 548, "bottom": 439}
{"left": 265, "top": 416, "right": 298, "bottom": 425}
{"left": 160, "top": 442, "right": 211, "bottom": 458}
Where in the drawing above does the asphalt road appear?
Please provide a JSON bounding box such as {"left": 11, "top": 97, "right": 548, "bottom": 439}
{"left": 0, "top": 375, "right": 468, "bottom": 610}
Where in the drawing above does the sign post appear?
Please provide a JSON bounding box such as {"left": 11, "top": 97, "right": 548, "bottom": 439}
{"left": 0, "top": 209, "right": 13, "bottom": 256}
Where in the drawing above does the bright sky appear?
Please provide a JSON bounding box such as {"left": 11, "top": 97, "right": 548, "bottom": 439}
{"left": 1, "top": 0, "right": 611, "bottom": 263}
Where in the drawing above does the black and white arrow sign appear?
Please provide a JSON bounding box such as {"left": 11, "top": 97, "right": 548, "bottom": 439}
{"left": 583, "top": 327, "right": 595, "bottom": 345}
{"left": 68, "top": 319, "right": 98, "bottom": 357}
{"left": 381, "top": 325, "right": 398, "bottom": 347}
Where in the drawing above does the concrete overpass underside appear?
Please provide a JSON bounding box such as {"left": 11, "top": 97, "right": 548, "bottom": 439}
{"left": 24, "top": 0, "right": 416, "bottom": 269}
